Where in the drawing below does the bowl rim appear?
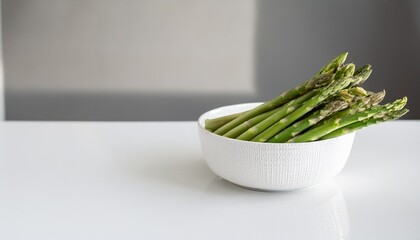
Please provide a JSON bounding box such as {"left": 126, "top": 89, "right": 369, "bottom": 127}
{"left": 197, "top": 102, "right": 355, "bottom": 146}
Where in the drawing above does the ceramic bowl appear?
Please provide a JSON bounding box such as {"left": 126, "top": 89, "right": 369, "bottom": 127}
{"left": 197, "top": 103, "right": 355, "bottom": 191}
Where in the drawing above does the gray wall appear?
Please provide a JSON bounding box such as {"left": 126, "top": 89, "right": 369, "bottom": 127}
{"left": 3, "top": 0, "right": 420, "bottom": 120}
{"left": 0, "top": 1, "right": 3, "bottom": 120}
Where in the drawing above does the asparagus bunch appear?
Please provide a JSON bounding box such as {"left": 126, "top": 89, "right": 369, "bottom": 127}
{"left": 206, "top": 52, "right": 349, "bottom": 134}
{"left": 204, "top": 52, "right": 409, "bottom": 143}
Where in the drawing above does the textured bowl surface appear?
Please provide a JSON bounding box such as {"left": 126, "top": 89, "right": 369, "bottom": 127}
{"left": 198, "top": 103, "right": 355, "bottom": 191}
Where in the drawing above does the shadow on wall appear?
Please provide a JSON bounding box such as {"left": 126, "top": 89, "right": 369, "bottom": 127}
{"left": 5, "top": 0, "right": 420, "bottom": 120}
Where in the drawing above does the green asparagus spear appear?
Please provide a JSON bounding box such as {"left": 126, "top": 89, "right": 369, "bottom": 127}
{"left": 334, "top": 63, "right": 355, "bottom": 80}
{"left": 320, "top": 109, "right": 409, "bottom": 140}
{"left": 336, "top": 87, "right": 368, "bottom": 102}
{"left": 350, "top": 65, "right": 372, "bottom": 86}
{"left": 289, "top": 97, "right": 407, "bottom": 142}
{"left": 317, "top": 52, "right": 349, "bottom": 75}
{"left": 205, "top": 111, "right": 248, "bottom": 132}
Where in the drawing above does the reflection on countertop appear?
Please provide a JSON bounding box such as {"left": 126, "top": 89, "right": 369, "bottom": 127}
{"left": 203, "top": 178, "right": 349, "bottom": 239}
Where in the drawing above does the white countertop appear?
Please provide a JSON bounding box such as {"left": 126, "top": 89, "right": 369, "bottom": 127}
{"left": 0, "top": 121, "right": 419, "bottom": 239}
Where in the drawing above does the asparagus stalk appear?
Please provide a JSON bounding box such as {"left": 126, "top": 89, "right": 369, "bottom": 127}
{"left": 205, "top": 111, "right": 248, "bottom": 132}
{"left": 268, "top": 100, "right": 349, "bottom": 143}
{"left": 351, "top": 65, "right": 372, "bottom": 86}
{"left": 320, "top": 109, "right": 409, "bottom": 140}
{"left": 221, "top": 108, "right": 278, "bottom": 138}
{"left": 334, "top": 63, "right": 355, "bottom": 80}
{"left": 246, "top": 65, "right": 356, "bottom": 142}
{"left": 289, "top": 97, "right": 407, "bottom": 142}
{"left": 317, "top": 52, "right": 349, "bottom": 75}
{"left": 336, "top": 87, "right": 368, "bottom": 103}
{"left": 227, "top": 90, "right": 317, "bottom": 139}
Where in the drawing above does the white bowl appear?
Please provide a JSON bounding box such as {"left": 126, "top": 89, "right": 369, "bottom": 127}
{"left": 197, "top": 103, "right": 355, "bottom": 191}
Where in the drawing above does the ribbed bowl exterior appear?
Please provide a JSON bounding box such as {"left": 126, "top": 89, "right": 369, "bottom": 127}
{"left": 198, "top": 103, "right": 355, "bottom": 191}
